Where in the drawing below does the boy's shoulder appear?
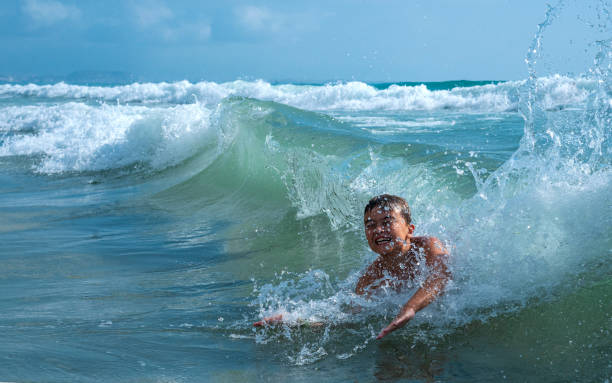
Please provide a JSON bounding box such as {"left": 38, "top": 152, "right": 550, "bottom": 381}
{"left": 411, "top": 235, "right": 441, "bottom": 247}
{"left": 411, "top": 236, "right": 448, "bottom": 257}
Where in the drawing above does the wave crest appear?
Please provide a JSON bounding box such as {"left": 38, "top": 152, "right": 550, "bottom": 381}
{"left": 0, "top": 102, "right": 215, "bottom": 173}
{"left": 0, "top": 75, "right": 592, "bottom": 112}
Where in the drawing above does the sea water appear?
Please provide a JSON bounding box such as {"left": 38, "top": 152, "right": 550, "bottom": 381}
{"left": 1, "top": 4, "right": 610, "bottom": 383}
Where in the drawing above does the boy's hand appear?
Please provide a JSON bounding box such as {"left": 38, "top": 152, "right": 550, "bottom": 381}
{"left": 253, "top": 313, "right": 283, "bottom": 327}
{"left": 376, "top": 307, "right": 416, "bottom": 339}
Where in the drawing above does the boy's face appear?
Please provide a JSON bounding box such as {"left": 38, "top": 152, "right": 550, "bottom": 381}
{"left": 364, "top": 206, "right": 414, "bottom": 257}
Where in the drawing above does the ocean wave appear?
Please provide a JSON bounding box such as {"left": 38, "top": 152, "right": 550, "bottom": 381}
{"left": 0, "top": 102, "right": 216, "bottom": 173}
{"left": 0, "top": 75, "right": 593, "bottom": 112}
{"left": 1, "top": 78, "right": 609, "bottom": 358}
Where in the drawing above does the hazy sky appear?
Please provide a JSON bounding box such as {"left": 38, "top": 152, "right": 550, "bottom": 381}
{"left": 0, "top": 0, "right": 605, "bottom": 82}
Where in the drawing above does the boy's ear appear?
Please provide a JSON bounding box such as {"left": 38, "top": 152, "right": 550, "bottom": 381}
{"left": 408, "top": 224, "right": 415, "bottom": 234}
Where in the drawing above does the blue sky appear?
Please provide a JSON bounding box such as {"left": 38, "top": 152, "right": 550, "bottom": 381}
{"left": 0, "top": 0, "right": 604, "bottom": 82}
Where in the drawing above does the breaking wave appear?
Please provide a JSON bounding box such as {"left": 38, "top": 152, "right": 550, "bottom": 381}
{"left": 0, "top": 75, "right": 593, "bottom": 112}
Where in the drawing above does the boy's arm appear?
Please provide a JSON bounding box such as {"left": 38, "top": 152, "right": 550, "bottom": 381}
{"left": 376, "top": 237, "right": 450, "bottom": 339}
{"left": 253, "top": 313, "right": 284, "bottom": 327}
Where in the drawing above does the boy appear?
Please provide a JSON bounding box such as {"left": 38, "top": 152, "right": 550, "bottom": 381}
{"left": 254, "top": 194, "right": 451, "bottom": 340}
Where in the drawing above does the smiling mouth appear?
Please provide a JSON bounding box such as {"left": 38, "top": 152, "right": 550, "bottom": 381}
{"left": 375, "top": 237, "right": 392, "bottom": 245}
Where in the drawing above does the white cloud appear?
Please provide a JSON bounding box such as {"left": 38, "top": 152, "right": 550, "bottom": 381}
{"left": 232, "top": 5, "right": 320, "bottom": 42}
{"left": 235, "top": 5, "right": 284, "bottom": 33}
{"left": 129, "top": 0, "right": 210, "bottom": 43}
{"left": 130, "top": 0, "right": 173, "bottom": 27}
{"left": 22, "top": 0, "right": 81, "bottom": 26}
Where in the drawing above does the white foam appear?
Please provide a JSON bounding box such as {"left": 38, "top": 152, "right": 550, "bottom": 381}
{"left": 0, "top": 102, "right": 215, "bottom": 173}
{"left": 0, "top": 75, "right": 592, "bottom": 112}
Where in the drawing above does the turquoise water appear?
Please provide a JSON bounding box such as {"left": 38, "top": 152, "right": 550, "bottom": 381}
{"left": 1, "top": 9, "right": 611, "bottom": 383}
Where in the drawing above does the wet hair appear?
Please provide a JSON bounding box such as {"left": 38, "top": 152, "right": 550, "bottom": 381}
{"left": 364, "top": 194, "right": 412, "bottom": 225}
